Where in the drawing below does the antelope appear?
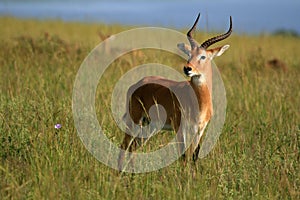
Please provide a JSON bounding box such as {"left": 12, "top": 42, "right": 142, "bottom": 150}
{"left": 265, "top": 58, "right": 288, "bottom": 72}
{"left": 98, "top": 30, "right": 146, "bottom": 62}
{"left": 98, "top": 31, "right": 115, "bottom": 54}
{"left": 118, "top": 14, "right": 232, "bottom": 171}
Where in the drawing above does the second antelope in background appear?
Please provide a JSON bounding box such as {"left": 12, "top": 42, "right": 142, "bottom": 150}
{"left": 118, "top": 14, "right": 232, "bottom": 171}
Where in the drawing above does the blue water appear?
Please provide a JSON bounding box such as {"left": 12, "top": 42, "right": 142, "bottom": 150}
{"left": 0, "top": 0, "right": 299, "bottom": 34}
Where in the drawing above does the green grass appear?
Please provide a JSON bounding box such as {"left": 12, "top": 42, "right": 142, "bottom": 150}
{"left": 0, "top": 17, "right": 299, "bottom": 199}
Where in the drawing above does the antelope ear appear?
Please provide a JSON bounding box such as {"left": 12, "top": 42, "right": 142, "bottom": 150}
{"left": 177, "top": 43, "right": 191, "bottom": 56}
{"left": 209, "top": 45, "right": 230, "bottom": 59}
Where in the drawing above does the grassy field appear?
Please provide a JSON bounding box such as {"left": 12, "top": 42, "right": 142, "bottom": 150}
{"left": 0, "top": 17, "right": 299, "bottom": 199}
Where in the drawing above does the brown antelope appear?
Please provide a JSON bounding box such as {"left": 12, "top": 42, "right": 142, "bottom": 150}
{"left": 98, "top": 31, "right": 116, "bottom": 54}
{"left": 98, "top": 30, "right": 146, "bottom": 62}
{"left": 265, "top": 58, "right": 288, "bottom": 72}
{"left": 118, "top": 14, "right": 232, "bottom": 171}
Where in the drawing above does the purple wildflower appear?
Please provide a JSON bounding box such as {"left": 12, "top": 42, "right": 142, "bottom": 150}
{"left": 54, "top": 124, "right": 62, "bottom": 129}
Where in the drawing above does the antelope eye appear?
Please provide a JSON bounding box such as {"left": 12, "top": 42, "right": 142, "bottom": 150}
{"left": 197, "top": 55, "right": 206, "bottom": 60}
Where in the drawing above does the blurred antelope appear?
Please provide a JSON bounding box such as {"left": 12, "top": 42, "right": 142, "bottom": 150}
{"left": 98, "top": 30, "right": 146, "bottom": 62}
{"left": 118, "top": 14, "right": 232, "bottom": 171}
{"left": 98, "top": 31, "right": 115, "bottom": 54}
{"left": 265, "top": 58, "right": 288, "bottom": 72}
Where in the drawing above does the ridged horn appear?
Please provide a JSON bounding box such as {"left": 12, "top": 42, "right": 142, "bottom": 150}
{"left": 187, "top": 13, "right": 200, "bottom": 49}
{"left": 200, "top": 16, "right": 232, "bottom": 49}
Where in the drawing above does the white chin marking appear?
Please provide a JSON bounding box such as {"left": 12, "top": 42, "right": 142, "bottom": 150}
{"left": 189, "top": 72, "right": 198, "bottom": 77}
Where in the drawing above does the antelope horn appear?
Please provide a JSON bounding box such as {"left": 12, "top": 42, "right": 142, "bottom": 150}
{"left": 200, "top": 16, "right": 233, "bottom": 49}
{"left": 187, "top": 13, "right": 200, "bottom": 49}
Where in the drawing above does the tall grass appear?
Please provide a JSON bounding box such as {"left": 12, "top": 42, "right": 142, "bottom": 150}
{"left": 0, "top": 17, "right": 299, "bottom": 199}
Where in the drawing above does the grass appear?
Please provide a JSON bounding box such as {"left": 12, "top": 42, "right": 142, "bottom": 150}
{"left": 0, "top": 17, "right": 299, "bottom": 199}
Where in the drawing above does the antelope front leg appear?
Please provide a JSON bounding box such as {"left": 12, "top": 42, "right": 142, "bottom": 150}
{"left": 192, "top": 121, "right": 208, "bottom": 161}
{"left": 175, "top": 128, "right": 186, "bottom": 158}
{"left": 184, "top": 125, "right": 200, "bottom": 161}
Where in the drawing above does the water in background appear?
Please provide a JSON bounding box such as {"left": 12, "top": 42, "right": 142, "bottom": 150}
{"left": 0, "top": 0, "right": 299, "bottom": 34}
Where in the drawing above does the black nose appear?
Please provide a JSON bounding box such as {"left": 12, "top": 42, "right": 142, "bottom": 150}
{"left": 184, "top": 66, "right": 192, "bottom": 74}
